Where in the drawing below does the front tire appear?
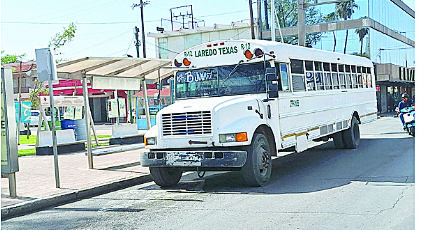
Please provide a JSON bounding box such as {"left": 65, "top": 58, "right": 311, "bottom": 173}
{"left": 342, "top": 117, "right": 360, "bottom": 149}
{"left": 241, "top": 133, "right": 272, "bottom": 187}
{"left": 149, "top": 167, "right": 182, "bottom": 187}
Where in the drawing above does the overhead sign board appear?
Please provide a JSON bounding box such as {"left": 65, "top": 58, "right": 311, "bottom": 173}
{"left": 35, "top": 48, "right": 58, "bottom": 81}
{"left": 40, "top": 96, "right": 84, "bottom": 108}
{"left": 92, "top": 76, "right": 140, "bottom": 90}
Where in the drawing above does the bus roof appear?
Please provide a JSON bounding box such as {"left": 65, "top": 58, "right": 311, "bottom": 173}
{"left": 173, "top": 39, "right": 373, "bottom": 69}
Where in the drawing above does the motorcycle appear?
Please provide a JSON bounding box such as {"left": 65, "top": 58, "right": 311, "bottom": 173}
{"left": 400, "top": 106, "right": 415, "bottom": 136}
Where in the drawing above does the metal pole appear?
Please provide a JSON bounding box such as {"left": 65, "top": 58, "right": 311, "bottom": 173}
{"left": 271, "top": 0, "right": 276, "bottom": 41}
{"left": 248, "top": 0, "right": 255, "bottom": 39}
{"left": 139, "top": 0, "right": 147, "bottom": 58}
{"left": 298, "top": 0, "right": 306, "bottom": 46}
{"left": 48, "top": 76, "right": 60, "bottom": 188}
{"left": 17, "top": 71, "right": 22, "bottom": 145}
{"left": 114, "top": 90, "right": 119, "bottom": 124}
{"left": 8, "top": 173, "right": 17, "bottom": 197}
{"left": 257, "top": 0, "right": 262, "bottom": 40}
{"left": 82, "top": 75, "right": 93, "bottom": 169}
{"left": 142, "top": 78, "right": 151, "bottom": 129}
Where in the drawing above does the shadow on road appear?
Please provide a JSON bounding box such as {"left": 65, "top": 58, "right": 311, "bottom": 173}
{"left": 142, "top": 137, "right": 414, "bottom": 195}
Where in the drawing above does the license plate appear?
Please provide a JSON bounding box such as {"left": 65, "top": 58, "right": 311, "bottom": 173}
{"left": 166, "top": 152, "right": 202, "bottom": 166}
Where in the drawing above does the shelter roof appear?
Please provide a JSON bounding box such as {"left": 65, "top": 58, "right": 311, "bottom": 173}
{"left": 56, "top": 57, "right": 173, "bottom": 80}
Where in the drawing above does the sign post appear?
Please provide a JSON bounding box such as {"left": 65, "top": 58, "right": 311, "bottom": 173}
{"left": 2, "top": 67, "right": 19, "bottom": 197}
{"left": 36, "top": 48, "right": 60, "bottom": 188}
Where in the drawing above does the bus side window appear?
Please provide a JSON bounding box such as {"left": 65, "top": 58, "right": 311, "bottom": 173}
{"left": 345, "top": 64, "right": 353, "bottom": 88}
{"left": 279, "top": 63, "right": 290, "bottom": 92}
{"left": 305, "top": 61, "right": 315, "bottom": 91}
{"left": 314, "top": 61, "right": 324, "bottom": 90}
{"left": 290, "top": 59, "right": 306, "bottom": 92}
{"left": 357, "top": 66, "right": 363, "bottom": 88}
{"left": 351, "top": 65, "right": 358, "bottom": 88}
{"left": 323, "top": 62, "right": 332, "bottom": 90}
{"left": 362, "top": 67, "right": 368, "bottom": 88}
{"left": 338, "top": 64, "right": 346, "bottom": 89}
{"left": 366, "top": 67, "right": 372, "bottom": 88}
{"left": 331, "top": 63, "right": 339, "bottom": 89}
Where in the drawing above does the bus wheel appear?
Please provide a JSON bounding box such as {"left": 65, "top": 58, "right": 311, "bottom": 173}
{"left": 342, "top": 117, "right": 360, "bottom": 149}
{"left": 333, "top": 131, "right": 345, "bottom": 149}
{"left": 242, "top": 133, "right": 272, "bottom": 187}
{"left": 149, "top": 167, "right": 182, "bottom": 187}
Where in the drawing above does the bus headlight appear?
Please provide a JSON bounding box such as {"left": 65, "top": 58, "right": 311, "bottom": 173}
{"left": 219, "top": 132, "right": 248, "bottom": 143}
{"left": 144, "top": 137, "right": 157, "bottom": 146}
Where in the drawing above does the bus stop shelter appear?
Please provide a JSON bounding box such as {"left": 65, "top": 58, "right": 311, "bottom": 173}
{"left": 56, "top": 57, "right": 173, "bottom": 168}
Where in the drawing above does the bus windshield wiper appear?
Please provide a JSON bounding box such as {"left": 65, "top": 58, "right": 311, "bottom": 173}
{"left": 222, "top": 60, "right": 244, "bottom": 83}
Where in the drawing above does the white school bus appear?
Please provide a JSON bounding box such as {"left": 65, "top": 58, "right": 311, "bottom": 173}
{"left": 141, "top": 39, "right": 377, "bottom": 187}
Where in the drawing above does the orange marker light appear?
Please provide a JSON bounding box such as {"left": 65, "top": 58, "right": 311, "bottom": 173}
{"left": 144, "top": 137, "right": 147, "bottom": 146}
{"left": 236, "top": 132, "right": 248, "bottom": 142}
{"left": 183, "top": 58, "right": 191, "bottom": 66}
{"left": 244, "top": 50, "right": 253, "bottom": 59}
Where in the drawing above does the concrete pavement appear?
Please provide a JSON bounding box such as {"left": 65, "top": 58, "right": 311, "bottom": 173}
{"left": 1, "top": 126, "right": 151, "bottom": 219}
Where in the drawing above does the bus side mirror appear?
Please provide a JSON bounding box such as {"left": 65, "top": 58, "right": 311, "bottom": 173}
{"left": 266, "top": 67, "right": 278, "bottom": 98}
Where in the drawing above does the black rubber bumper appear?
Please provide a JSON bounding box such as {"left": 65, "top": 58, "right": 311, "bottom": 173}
{"left": 141, "top": 150, "right": 247, "bottom": 168}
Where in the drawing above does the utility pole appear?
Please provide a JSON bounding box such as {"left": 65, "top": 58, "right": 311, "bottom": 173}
{"left": 133, "top": 0, "right": 149, "bottom": 58}
{"left": 248, "top": 0, "right": 255, "bottom": 39}
{"left": 133, "top": 0, "right": 151, "bottom": 129}
{"left": 257, "top": 0, "right": 263, "bottom": 39}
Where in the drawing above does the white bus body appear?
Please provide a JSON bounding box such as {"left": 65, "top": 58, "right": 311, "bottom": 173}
{"left": 141, "top": 39, "right": 377, "bottom": 187}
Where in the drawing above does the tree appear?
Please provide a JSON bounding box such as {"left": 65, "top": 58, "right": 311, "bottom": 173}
{"left": 271, "top": 0, "right": 324, "bottom": 46}
{"left": 336, "top": 0, "right": 359, "bottom": 54}
{"left": 324, "top": 12, "right": 338, "bottom": 52}
{"left": 355, "top": 27, "right": 369, "bottom": 55}
{"left": 48, "top": 22, "right": 77, "bottom": 62}
{"left": 1, "top": 51, "right": 26, "bottom": 65}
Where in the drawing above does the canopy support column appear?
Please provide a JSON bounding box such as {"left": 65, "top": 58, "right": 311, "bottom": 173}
{"left": 82, "top": 74, "right": 93, "bottom": 169}
{"left": 142, "top": 77, "right": 151, "bottom": 129}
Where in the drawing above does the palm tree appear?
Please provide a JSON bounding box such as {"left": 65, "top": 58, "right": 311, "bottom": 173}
{"left": 324, "top": 12, "right": 338, "bottom": 52}
{"left": 355, "top": 27, "right": 369, "bottom": 55}
{"left": 336, "top": 0, "right": 359, "bottom": 54}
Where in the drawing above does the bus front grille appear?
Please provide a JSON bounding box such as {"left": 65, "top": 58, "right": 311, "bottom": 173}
{"left": 162, "top": 111, "right": 212, "bottom": 136}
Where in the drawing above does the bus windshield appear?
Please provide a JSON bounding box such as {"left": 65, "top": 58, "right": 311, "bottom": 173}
{"left": 175, "top": 62, "right": 269, "bottom": 99}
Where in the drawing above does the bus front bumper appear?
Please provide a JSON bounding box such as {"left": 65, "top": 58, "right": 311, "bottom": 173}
{"left": 141, "top": 150, "right": 247, "bottom": 168}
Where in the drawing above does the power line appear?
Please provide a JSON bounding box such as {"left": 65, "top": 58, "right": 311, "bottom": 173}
{"left": 1, "top": 20, "right": 161, "bottom": 25}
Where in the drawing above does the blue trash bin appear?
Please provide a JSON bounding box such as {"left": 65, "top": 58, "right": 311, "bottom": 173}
{"left": 61, "top": 119, "right": 76, "bottom": 130}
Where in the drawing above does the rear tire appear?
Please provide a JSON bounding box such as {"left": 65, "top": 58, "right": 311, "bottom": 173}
{"left": 333, "top": 131, "right": 345, "bottom": 149}
{"left": 241, "top": 133, "right": 272, "bottom": 187}
{"left": 149, "top": 167, "right": 182, "bottom": 187}
{"left": 342, "top": 117, "right": 360, "bottom": 149}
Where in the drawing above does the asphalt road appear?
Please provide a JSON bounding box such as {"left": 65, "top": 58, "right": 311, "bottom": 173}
{"left": 2, "top": 116, "right": 415, "bottom": 229}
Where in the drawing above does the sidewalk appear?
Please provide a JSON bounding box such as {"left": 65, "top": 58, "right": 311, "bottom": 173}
{"left": 1, "top": 144, "right": 151, "bottom": 219}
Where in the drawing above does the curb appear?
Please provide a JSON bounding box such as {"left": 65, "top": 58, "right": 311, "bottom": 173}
{"left": 1, "top": 174, "right": 153, "bottom": 220}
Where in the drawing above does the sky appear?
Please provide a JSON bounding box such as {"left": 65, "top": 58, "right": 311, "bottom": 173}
{"left": 0, "top": 0, "right": 416, "bottom": 62}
